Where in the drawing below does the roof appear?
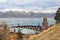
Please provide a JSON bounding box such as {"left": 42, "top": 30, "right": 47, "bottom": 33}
{"left": 11, "top": 25, "right": 41, "bottom": 28}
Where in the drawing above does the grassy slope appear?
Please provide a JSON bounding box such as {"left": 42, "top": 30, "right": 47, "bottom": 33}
{"left": 29, "top": 23, "right": 60, "bottom": 40}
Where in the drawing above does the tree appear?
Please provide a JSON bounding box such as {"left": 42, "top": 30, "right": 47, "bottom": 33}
{"left": 17, "top": 28, "right": 23, "bottom": 40}
{"left": 55, "top": 8, "right": 60, "bottom": 24}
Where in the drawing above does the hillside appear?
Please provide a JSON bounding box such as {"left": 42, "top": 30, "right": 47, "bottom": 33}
{"left": 29, "top": 23, "right": 60, "bottom": 40}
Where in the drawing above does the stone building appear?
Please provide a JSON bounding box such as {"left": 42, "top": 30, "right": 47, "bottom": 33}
{"left": 42, "top": 16, "right": 49, "bottom": 30}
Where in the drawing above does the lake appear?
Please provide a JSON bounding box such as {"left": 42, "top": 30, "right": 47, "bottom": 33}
{"left": 0, "top": 18, "right": 56, "bottom": 27}
{"left": 0, "top": 18, "right": 56, "bottom": 34}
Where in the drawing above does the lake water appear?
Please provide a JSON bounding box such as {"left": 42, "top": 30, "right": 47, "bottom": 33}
{"left": 0, "top": 18, "right": 56, "bottom": 34}
{"left": 0, "top": 18, "right": 56, "bottom": 27}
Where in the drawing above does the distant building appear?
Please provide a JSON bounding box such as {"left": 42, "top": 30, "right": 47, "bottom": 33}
{"left": 11, "top": 23, "right": 42, "bottom": 34}
{"left": 42, "top": 16, "right": 49, "bottom": 30}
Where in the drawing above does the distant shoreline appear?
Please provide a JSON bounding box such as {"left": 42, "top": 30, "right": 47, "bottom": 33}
{"left": 0, "top": 17, "right": 54, "bottom": 18}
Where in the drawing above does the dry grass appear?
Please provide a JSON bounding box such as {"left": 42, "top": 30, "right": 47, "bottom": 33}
{"left": 29, "top": 23, "right": 60, "bottom": 40}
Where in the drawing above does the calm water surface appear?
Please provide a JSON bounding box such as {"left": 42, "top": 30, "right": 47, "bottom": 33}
{"left": 0, "top": 18, "right": 56, "bottom": 27}
{"left": 0, "top": 18, "right": 56, "bottom": 34}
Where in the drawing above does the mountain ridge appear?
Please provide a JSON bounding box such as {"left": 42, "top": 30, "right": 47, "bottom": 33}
{"left": 0, "top": 11, "right": 55, "bottom": 18}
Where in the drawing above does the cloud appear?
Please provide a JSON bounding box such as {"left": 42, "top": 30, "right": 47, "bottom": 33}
{"left": 0, "top": 6, "right": 58, "bottom": 13}
{"left": 7, "top": 0, "right": 37, "bottom": 5}
{"left": 0, "top": 0, "right": 60, "bottom": 13}
{"left": 24, "top": 7, "right": 58, "bottom": 13}
{"left": 0, "top": 0, "right": 7, "bottom": 3}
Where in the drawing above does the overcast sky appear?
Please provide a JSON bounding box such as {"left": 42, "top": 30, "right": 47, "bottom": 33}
{"left": 0, "top": 0, "right": 60, "bottom": 13}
